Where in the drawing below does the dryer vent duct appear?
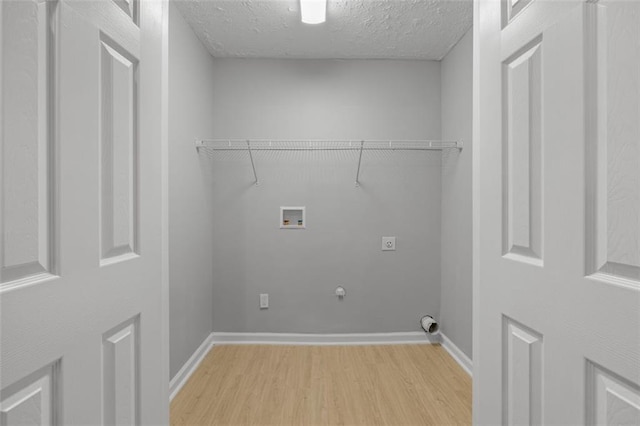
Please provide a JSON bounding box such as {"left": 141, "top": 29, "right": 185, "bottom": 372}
{"left": 420, "top": 315, "right": 440, "bottom": 335}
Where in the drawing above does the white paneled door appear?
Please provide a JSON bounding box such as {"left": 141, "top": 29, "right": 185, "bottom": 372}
{"left": 0, "top": 0, "right": 167, "bottom": 424}
{"left": 475, "top": 0, "right": 640, "bottom": 424}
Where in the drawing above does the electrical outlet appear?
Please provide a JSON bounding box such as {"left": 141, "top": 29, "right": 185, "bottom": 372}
{"left": 260, "top": 293, "right": 269, "bottom": 309}
{"left": 382, "top": 236, "right": 396, "bottom": 251}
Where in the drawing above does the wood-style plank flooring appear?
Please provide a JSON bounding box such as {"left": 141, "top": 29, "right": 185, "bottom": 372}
{"left": 171, "top": 344, "right": 471, "bottom": 425}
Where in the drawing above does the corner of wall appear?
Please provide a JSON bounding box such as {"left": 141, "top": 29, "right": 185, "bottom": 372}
{"left": 438, "top": 28, "right": 474, "bottom": 361}
{"left": 168, "top": 2, "right": 217, "bottom": 380}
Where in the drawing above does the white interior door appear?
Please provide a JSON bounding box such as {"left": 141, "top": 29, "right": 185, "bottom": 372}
{"left": 474, "top": 0, "right": 640, "bottom": 424}
{"left": 0, "top": 0, "right": 168, "bottom": 424}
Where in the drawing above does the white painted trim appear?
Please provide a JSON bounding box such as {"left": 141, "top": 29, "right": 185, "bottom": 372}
{"left": 169, "top": 333, "right": 215, "bottom": 401}
{"left": 441, "top": 333, "right": 473, "bottom": 377}
{"left": 211, "top": 331, "right": 438, "bottom": 346}
{"left": 160, "top": 0, "right": 171, "bottom": 413}
{"left": 471, "top": 0, "right": 482, "bottom": 420}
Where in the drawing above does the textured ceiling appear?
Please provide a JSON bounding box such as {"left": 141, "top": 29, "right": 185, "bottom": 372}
{"left": 174, "top": 0, "right": 473, "bottom": 60}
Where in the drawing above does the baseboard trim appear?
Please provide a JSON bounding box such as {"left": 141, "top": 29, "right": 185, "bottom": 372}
{"left": 211, "top": 331, "right": 438, "bottom": 346}
{"left": 170, "top": 331, "right": 442, "bottom": 401}
{"left": 440, "top": 333, "right": 473, "bottom": 376}
{"left": 169, "top": 333, "right": 215, "bottom": 401}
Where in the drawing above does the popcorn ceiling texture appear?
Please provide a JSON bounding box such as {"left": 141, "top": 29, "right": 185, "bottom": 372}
{"left": 174, "top": 0, "right": 472, "bottom": 60}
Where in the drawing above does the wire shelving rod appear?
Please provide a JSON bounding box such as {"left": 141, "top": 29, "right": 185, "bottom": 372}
{"left": 195, "top": 139, "right": 463, "bottom": 187}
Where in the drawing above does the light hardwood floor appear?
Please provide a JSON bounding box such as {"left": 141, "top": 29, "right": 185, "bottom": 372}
{"left": 171, "top": 344, "right": 472, "bottom": 426}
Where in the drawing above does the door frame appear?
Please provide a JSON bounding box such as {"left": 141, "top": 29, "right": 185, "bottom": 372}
{"left": 160, "top": 0, "right": 171, "bottom": 409}
{"left": 471, "top": 0, "right": 497, "bottom": 421}
{"left": 471, "top": 0, "right": 480, "bottom": 420}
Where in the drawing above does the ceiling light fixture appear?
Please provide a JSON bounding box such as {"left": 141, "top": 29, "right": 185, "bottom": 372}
{"left": 300, "top": 0, "right": 327, "bottom": 24}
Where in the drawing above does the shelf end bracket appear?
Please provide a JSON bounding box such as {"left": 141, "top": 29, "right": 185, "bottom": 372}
{"left": 247, "top": 140, "right": 259, "bottom": 186}
{"left": 355, "top": 140, "right": 364, "bottom": 187}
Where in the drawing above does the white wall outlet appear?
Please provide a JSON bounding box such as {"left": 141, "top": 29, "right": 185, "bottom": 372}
{"left": 382, "top": 236, "right": 396, "bottom": 251}
{"left": 260, "top": 293, "right": 269, "bottom": 309}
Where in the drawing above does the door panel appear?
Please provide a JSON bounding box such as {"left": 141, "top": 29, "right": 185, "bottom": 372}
{"left": 502, "top": 36, "right": 543, "bottom": 264}
{"left": 0, "top": 0, "right": 56, "bottom": 288}
{"left": 99, "top": 33, "right": 139, "bottom": 264}
{"left": 0, "top": 0, "right": 167, "bottom": 424}
{"left": 102, "top": 316, "right": 140, "bottom": 426}
{"left": 0, "top": 361, "right": 61, "bottom": 425}
{"left": 586, "top": 361, "right": 640, "bottom": 425}
{"left": 502, "top": 317, "right": 543, "bottom": 426}
{"left": 586, "top": 0, "right": 640, "bottom": 283}
{"left": 475, "top": 0, "right": 640, "bottom": 424}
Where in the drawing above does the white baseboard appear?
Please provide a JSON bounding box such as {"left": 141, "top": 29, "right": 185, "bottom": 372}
{"left": 169, "top": 333, "right": 215, "bottom": 401}
{"left": 211, "top": 331, "right": 438, "bottom": 345}
{"left": 440, "top": 333, "right": 473, "bottom": 376}
{"left": 170, "top": 331, "right": 442, "bottom": 401}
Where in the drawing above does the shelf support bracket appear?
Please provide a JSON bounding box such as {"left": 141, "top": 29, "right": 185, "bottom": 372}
{"left": 355, "top": 140, "right": 364, "bottom": 187}
{"left": 247, "top": 140, "right": 259, "bottom": 185}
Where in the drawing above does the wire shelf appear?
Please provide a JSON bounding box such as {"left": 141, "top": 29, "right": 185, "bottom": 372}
{"left": 196, "top": 139, "right": 462, "bottom": 151}
{"left": 195, "top": 139, "right": 463, "bottom": 186}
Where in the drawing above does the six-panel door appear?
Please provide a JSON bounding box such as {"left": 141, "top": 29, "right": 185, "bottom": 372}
{"left": 0, "top": 0, "right": 167, "bottom": 424}
{"left": 475, "top": 0, "right": 640, "bottom": 424}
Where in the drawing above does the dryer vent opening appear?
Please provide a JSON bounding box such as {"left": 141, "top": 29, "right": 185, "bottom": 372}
{"left": 421, "top": 315, "right": 440, "bottom": 335}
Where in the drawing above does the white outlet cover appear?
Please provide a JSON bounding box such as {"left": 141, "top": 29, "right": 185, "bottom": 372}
{"left": 260, "top": 293, "right": 269, "bottom": 309}
{"left": 382, "top": 236, "right": 396, "bottom": 251}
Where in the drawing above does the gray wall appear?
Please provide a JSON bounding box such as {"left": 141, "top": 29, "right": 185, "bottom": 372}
{"left": 440, "top": 30, "right": 473, "bottom": 358}
{"left": 168, "top": 3, "right": 215, "bottom": 378}
{"left": 208, "top": 59, "right": 443, "bottom": 333}
{"left": 210, "top": 59, "right": 441, "bottom": 140}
